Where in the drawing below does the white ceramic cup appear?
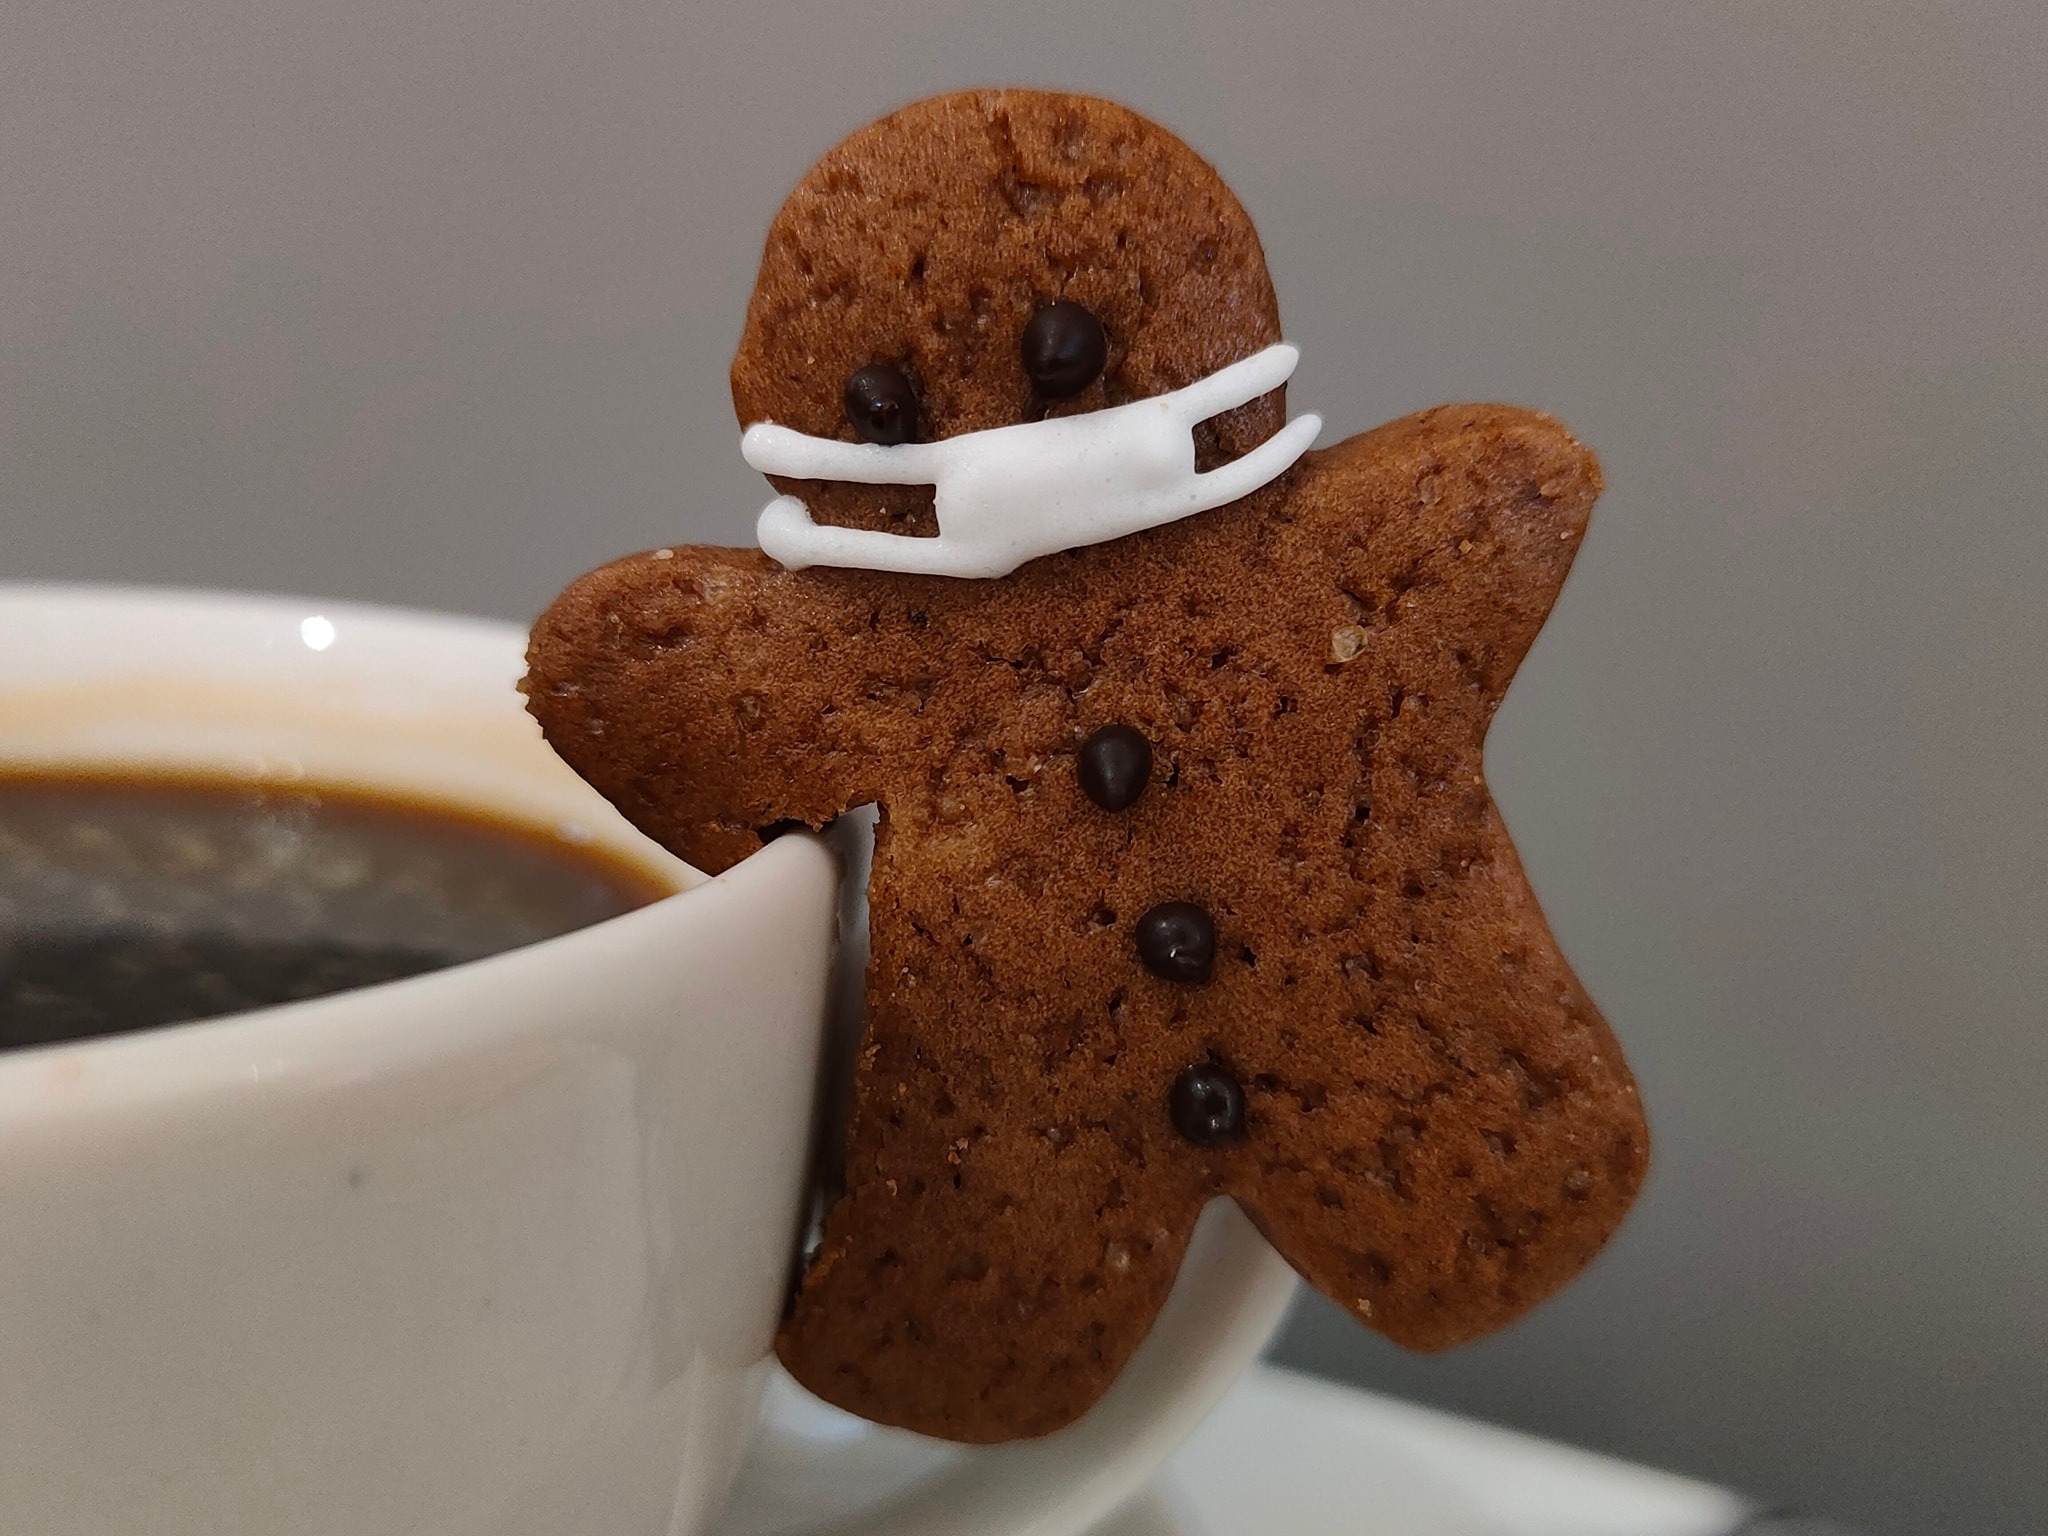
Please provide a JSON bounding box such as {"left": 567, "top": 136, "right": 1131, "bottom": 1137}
{"left": 0, "top": 584, "right": 1297, "bottom": 1536}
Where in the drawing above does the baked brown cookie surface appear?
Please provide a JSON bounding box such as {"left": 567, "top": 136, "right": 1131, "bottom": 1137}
{"left": 527, "top": 89, "right": 1648, "bottom": 1443}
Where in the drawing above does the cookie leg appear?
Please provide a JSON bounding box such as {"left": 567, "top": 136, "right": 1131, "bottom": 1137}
{"left": 777, "top": 1106, "right": 1201, "bottom": 1443}
{"left": 1227, "top": 812, "right": 1649, "bottom": 1353}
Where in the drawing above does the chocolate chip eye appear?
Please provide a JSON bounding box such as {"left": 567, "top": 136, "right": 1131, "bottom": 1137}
{"left": 844, "top": 364, "right": 920, "bottom": 445}
{"left": 1021, "top": 300, "right": 1107, "bottom": 399}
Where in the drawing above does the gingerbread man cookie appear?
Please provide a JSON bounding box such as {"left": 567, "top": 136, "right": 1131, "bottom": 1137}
{"left": 527, "top": 90, "right": 1648, "bottom": 1443}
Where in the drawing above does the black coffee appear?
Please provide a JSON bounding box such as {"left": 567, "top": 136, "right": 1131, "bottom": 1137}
{"left": 0, "top": 773, "right": 669, "bottom": 1053}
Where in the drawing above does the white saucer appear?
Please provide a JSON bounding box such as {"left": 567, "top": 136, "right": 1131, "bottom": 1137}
{"left": 719, "top": 1365, "right": 1753, "bottom": 1536}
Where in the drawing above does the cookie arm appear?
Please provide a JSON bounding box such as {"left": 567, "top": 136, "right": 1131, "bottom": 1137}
{"left": 524, "top": 547, "right": 880, "bottom": 873}
{"left": 1300, "top": 402, "right": 1605, "bottom": 705}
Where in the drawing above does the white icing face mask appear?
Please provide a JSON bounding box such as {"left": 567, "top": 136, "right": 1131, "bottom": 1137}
{"left": 741, "top": 343, "right": 1322, "bottom": 579}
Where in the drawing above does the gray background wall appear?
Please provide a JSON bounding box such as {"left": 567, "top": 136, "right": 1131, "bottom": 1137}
{"left": 3, "top": 3, "right": 2042, "bottom": 1533}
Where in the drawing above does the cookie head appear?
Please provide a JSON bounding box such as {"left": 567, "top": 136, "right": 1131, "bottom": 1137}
{"left": 730, "top": 90, "right": 1286, "bottom": 535}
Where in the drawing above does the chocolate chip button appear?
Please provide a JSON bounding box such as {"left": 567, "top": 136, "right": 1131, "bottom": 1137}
{"left": 1021, "top": 300, "right": 1108, "bottom": 399}
{"left": 1078, "top": 724, "right": 1152, "bottom": 811}
{"left": 843, "top": 363, "right": 920, "bottom": 445}
{"left": 1135, "top": 901, "right": 1215, "bottom": 984}
{"left": 1169, "top": 1063, "right": 1245, "bottom": 1146}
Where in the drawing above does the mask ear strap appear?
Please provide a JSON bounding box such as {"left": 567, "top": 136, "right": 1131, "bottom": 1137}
{"left": 757, "top": 496, "right": 1001, "bottom": 578}
{"left": 1174, "top": 412, "right": 1323, "bottom": 511}
{"left": 1166, "top": 343, "right": 1302, "bottom": 427}
{"left": 742, "top": 426, "right": 946, "bottom": 486}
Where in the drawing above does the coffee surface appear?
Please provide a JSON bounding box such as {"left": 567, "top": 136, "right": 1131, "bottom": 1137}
{"left": 0, "top": 774, "right": 667, "bottom": 1052}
